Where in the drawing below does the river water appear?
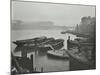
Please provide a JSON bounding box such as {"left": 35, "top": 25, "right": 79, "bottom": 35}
{"left": 11, "top": 30, "right": 77, "bottom": 72}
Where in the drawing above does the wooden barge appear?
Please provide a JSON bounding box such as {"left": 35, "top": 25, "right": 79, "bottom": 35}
{"left": 13, "top": 36, "right": 64, "bottom": 52}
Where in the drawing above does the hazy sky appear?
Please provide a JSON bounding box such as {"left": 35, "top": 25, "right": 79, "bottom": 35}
{"left": 12, "top": 1, "right": 95, "bottom": 26}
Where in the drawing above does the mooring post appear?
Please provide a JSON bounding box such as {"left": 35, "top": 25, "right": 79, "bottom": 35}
{"left": 30, "top": 54, "right": 33, "bottom": 72}
{"left": 41, "top": 67, "right": 43, "bottom": 72}
{"left": 67, "top": 36, "right": 70, "bottom": 50}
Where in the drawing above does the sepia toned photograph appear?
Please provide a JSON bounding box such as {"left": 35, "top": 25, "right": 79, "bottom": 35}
{"left": 11, "top": 0, "right": 96, "bottom": 75}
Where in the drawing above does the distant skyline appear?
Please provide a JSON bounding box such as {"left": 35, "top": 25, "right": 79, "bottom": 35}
{"left": 12, "top": 1, "right": 95, "bottom": 26}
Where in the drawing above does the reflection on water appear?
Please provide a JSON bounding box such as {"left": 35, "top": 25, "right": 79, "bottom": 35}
{"left": 11, "top": 30, "right": 76, "bottom": 72}
{"left": 35, "top": 50, "right": 69, "bottom": 72}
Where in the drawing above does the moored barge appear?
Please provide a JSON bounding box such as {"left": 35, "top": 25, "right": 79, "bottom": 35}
{"left": 13, "top": 36, "right": 64, "bottom": 52}
{"left": 47, "top": 49, "right": 69, "bottom": 59}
